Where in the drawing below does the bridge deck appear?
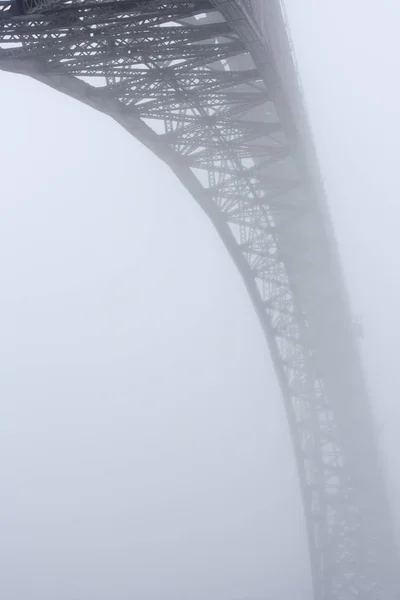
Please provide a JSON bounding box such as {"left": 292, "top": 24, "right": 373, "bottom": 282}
{"left": 0, "top": 1, "right": 398, "bottom": 598}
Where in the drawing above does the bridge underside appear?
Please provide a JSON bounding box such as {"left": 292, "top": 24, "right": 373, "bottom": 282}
{"left": 0, "top": 1, "right": 399, "bottom": 598}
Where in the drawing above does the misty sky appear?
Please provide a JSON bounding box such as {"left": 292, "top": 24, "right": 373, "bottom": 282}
{"left": 0, "top": 1, "right": 399, "bottom": 599}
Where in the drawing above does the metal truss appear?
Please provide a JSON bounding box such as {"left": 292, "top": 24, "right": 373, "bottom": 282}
{"left": 0, "top": 1, "right": 399, "bottom": 598}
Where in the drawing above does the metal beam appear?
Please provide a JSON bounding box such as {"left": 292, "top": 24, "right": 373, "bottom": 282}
{"left": 0, "top": 1, "right": 398, "bottom": 598}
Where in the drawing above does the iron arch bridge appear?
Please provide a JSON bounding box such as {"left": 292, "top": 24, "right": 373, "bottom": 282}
{"left": 0, "top": 1, "right": 398, "bottom": 598}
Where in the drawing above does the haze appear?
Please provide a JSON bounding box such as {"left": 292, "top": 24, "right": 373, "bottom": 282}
{"left": 0, "top": 1, "right": 399, "bottom": 599}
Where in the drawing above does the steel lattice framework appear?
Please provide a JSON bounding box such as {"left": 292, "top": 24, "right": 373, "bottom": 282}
{"left": 0, "top": 1, "right": 399, "bottom": 598}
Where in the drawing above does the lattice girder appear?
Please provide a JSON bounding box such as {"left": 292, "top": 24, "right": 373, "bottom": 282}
{"left": 0, "top": 1, "right": 399, "bottom": 598}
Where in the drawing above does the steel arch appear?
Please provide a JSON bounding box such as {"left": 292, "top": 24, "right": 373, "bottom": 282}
{"left": 0, "top": 1, "right": 399, "bottom": 598}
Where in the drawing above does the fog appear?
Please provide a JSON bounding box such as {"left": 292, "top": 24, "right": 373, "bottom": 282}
{"left": 0, "top": 1, "right": 399, "bottom": 599}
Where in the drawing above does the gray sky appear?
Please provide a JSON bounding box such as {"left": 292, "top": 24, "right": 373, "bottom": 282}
{"left": 0, "top": 1, "right": 399, "bottom": 599}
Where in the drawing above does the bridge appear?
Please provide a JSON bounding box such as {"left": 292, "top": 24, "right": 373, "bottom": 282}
{"left": 0, "top": 1, "right": 399, "bottom": 598}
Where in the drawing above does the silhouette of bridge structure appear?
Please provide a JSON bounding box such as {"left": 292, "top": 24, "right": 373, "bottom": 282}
{"left": 0, "top": 1, "right": 399, "bottom": 598}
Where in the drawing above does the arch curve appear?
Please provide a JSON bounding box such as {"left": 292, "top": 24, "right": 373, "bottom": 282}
{"left": 0, "top": 1, "right": 399, "bottom": 598}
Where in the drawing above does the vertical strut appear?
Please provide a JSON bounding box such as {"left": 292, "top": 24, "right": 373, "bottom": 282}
{"left": 0, "top": 1, "right": 399, "bottom": 598}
